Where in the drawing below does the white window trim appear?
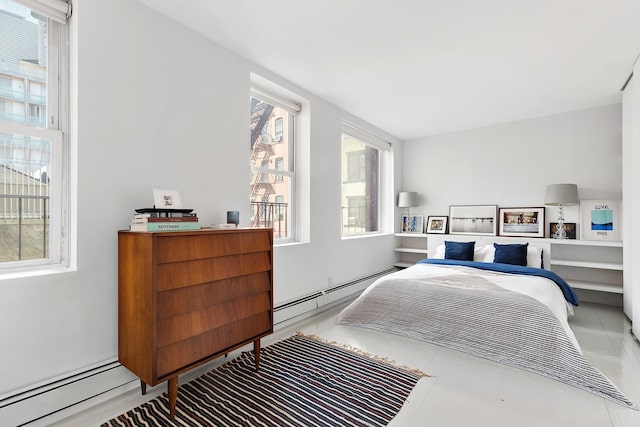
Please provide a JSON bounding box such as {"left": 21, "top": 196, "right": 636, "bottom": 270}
{"left": 250, "top": 89, "right": 298, "bottom": 244}
{"left": 340, "top": 123, "right": 393, "bottom": 238}
{"left": 0, "top": 3, "right": 70, "bottom": 272}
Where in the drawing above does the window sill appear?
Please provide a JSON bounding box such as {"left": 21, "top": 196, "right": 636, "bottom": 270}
{"left": 341, "top": 232, "right": 392, "bottom": 241}
{"left": 0, "top": 263, "right": 76, "bottom": 281}
{"left": 274, "top": 240, "right": 308, "bottom": 249}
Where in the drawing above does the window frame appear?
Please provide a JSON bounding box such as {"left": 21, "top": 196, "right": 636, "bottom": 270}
{"left": 250, "top": 89, "right": 297, "bottom": 244}
{"left": 0, "top": 2, "right": 70, "bottom": 271}
{"left": 341, "top": 123, "right": 391, "bottom": 238}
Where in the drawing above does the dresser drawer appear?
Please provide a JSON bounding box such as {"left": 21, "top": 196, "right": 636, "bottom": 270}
{"left": 156, "top": 312, "right": 272, "bottom": 378}
{"left": 156, "top": 251, "right": 271, "bottom": 291}
{"left": 156, "top": 231, "right": 272, "bottom": 263}
{"left": 157, "top": 292, "right": 271, "bottom": 347}
{"left": 157, "top": 272, "right": 271, "bottom": 319}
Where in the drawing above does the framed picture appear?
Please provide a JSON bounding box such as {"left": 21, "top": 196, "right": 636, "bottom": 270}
{"left": 550, "top": 222, "right": 577, "bottom": 239}
{"left": 426, "top": 216, "right": 448, "bottom": 234}
{"left": 449, "top": 205, "right": 497, "bottom": 235}
{"left": 580, "top": 199, "right": 622, "bottom": 241}
{"left": 498, "top": 207, "right": 545, "bottom": 238}
{"left": 153, "top": 188, "right": 183, "bottom": 209}
{"left": 402, "top": 214, "right": 424, "bottom": 233}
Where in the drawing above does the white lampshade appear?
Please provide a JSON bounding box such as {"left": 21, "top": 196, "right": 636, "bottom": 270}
{"left": 544, "top": 184, "right": 579, "bottom": 206}
{"left": 398, "top": 191, "right": 418, "bottom": 208}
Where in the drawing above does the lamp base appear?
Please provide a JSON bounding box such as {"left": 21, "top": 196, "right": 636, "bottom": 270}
{"left": 552, "top": 206, "right": 569, "bottom": 239}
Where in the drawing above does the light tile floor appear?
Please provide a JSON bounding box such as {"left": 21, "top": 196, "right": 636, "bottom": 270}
{"left": 51, "top": 301, "right": 640, "bottom": 427}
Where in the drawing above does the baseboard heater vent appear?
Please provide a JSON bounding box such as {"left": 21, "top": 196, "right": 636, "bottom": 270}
{"left": 0, "top": 359, "right": 136, "bottom": 426}
{"left": 324, "top": 268, "right": 396, "bottom": 294}
{"left": 274, "top": 292, "right": 324, "bottom": 312}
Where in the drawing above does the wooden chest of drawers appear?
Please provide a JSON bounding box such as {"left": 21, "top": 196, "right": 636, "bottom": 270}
{"left": 118, "top": 228, "right": 273, "bottom": 418}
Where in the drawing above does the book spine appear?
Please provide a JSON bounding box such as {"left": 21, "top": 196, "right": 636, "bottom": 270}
{"left": 133, "top": 212, "right": 197, "bottom": 219}
{"left": 132, "top": 217, "right": 198, "bottom": 223}
{"left": 130, "top": 222, "right": 201, "bottom": 232}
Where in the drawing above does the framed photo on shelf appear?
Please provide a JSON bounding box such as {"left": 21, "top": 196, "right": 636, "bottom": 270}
{"left": 580, "top": 199, "right": 622, "bottom": 241}
{"left": 449, "top": 205, "right": 497, "bottom": 235}
{"left": 498, "top": 207, "right": 545, "bottom": 238}
{"left": 401, "top": 214, "right": 424, "bottom": 233}
{"left": 550, "top": 222, "right": 576, "bottom": 239}
{"left": 426, "top": 216, "right": 448, "bottom": 234}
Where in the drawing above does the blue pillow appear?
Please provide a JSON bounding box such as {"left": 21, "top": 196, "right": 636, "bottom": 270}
{"left": 493, "top": 243, "right": 528, "bottom": 266}
{"left": 445, "top": 241, "right": 475, "bottom": 261}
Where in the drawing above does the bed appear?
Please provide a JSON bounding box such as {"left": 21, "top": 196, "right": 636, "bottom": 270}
{"left": 336, "top": 241, "right": 635, "bottom": 408}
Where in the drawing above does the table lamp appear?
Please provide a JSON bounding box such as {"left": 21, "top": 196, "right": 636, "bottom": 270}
{"left": 398, "top": 191, "right": 418, "bottom": 216}
{"left": 544, "top": 184, "right": 579, "bottom": 239}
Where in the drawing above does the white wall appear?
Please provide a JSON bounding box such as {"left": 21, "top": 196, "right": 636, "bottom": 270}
{"left": 0, "top": 0, "right": 400, "bottom": 399}
{"left": 401, "top": 104, "right": 622, "bottom": 230}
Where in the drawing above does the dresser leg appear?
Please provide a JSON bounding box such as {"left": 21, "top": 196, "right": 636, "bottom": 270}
{"left": 140, "top": 379, "right": 146, "bottom": 395}
{"left": 254, "top": 339, "right": 261, "bottom": 372}
{"left": 168, "top": 377, "right": 178, "bottom": 419}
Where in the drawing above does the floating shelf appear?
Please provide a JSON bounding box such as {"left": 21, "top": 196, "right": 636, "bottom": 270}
{"left": 550, "top": 259, "right": 623, "bottom": 271}
{"left": 394, "top": 247, "right": 428, "bottom": 254}
{"left": 567, "top": 280, "right": 623, "bottom": 294}
{"left": 393, "top": 261, "right": 414, "bottom": 268}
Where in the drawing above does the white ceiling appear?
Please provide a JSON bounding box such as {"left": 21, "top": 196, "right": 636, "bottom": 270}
{"left": 137, "top": 0, "right": 640, "bottom": 140}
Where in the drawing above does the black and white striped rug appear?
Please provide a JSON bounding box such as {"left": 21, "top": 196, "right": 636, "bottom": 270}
{"left": 103, "top": 335, "right": 426, "bottom": 426}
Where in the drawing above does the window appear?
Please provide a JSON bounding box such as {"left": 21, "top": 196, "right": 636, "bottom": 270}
{"left": 0, "top": 0, "right": 70, "bottom": 268}
{"left": 341, "top": 126, "right": 390, "bottom": 236}
{"left": 274, "top": 157, "right": 283, "bottom": 182}
{"left": 250, "top": 90, "right": 297, "bottom": 241}
{"left": 274, "top": 117, "right": 283, "bottom": 142}
{"left": 345, "top": 150, "right": 365, "bottom": 182}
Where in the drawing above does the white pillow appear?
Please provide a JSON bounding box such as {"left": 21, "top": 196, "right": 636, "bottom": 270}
{"left": 431, "top": 244, "right": 446, "bottom": 259}
{"left": 527, "top": 246, "right": 543, "bottom": 268}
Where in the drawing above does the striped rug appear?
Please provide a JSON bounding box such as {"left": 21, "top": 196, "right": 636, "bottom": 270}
{"left": 103, "top": 335, "right": 426, "bottom": 426}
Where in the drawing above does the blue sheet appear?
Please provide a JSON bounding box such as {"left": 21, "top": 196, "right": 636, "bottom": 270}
{"left": 417, "top": 258, "right": 579, "bottom": 306}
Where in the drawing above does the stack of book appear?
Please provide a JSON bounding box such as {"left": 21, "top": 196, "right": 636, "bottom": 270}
{"left": 130, "top": 208, "right": 200, "bottom": 232}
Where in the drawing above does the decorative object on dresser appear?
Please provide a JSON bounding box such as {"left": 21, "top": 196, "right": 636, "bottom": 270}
{"left": 118, "top": 228, "right": 274, "bottom": 419}
{"left": 130, "top": 207, "right": 200, "bottom": 232}
{"left": 498, "top": 207, "right": 545, "bottom": 238}
{"left": 544, "top": 183, "right": 579, "bottom": 239}
{"left": 426, "top": 215, "right": 448, "bottom": 234}
{"left": 580, "top": 199, "right": 622, "bottom": 241}
{"left": 449, "top": 205, "right": 497, "bottom": 235}
{"left": 226, "top": 210, "right": 239, "bottom": 227}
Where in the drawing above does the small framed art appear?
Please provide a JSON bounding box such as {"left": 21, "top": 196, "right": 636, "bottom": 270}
{"left": 498, "top": 207, "right": 545, "bottom": 238}
{"left": 426, "top": 216, "right": 448, "bottom": 234}
{"left": 550, "top": 222, "right": 576, "bottom": 239}
{"left": 580, "top": 199, "right": 622, "bottom": 241}
{"left": 402, "top": 214, "right": 424, "bottom": 233}
{"left": 449, "top": 205, "right": 497, "bottom": 235}
{"left": 153, "top": 188, "right": 182, "bottom": 209}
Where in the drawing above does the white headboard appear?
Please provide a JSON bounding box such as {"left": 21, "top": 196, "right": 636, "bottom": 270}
{"left": 426, "top": 234, "right": 551, "bottom": 270}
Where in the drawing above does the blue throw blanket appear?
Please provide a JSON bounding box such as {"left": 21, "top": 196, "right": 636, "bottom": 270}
{"left": 417, "top": 258, "right": 579, "bottom": 306}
